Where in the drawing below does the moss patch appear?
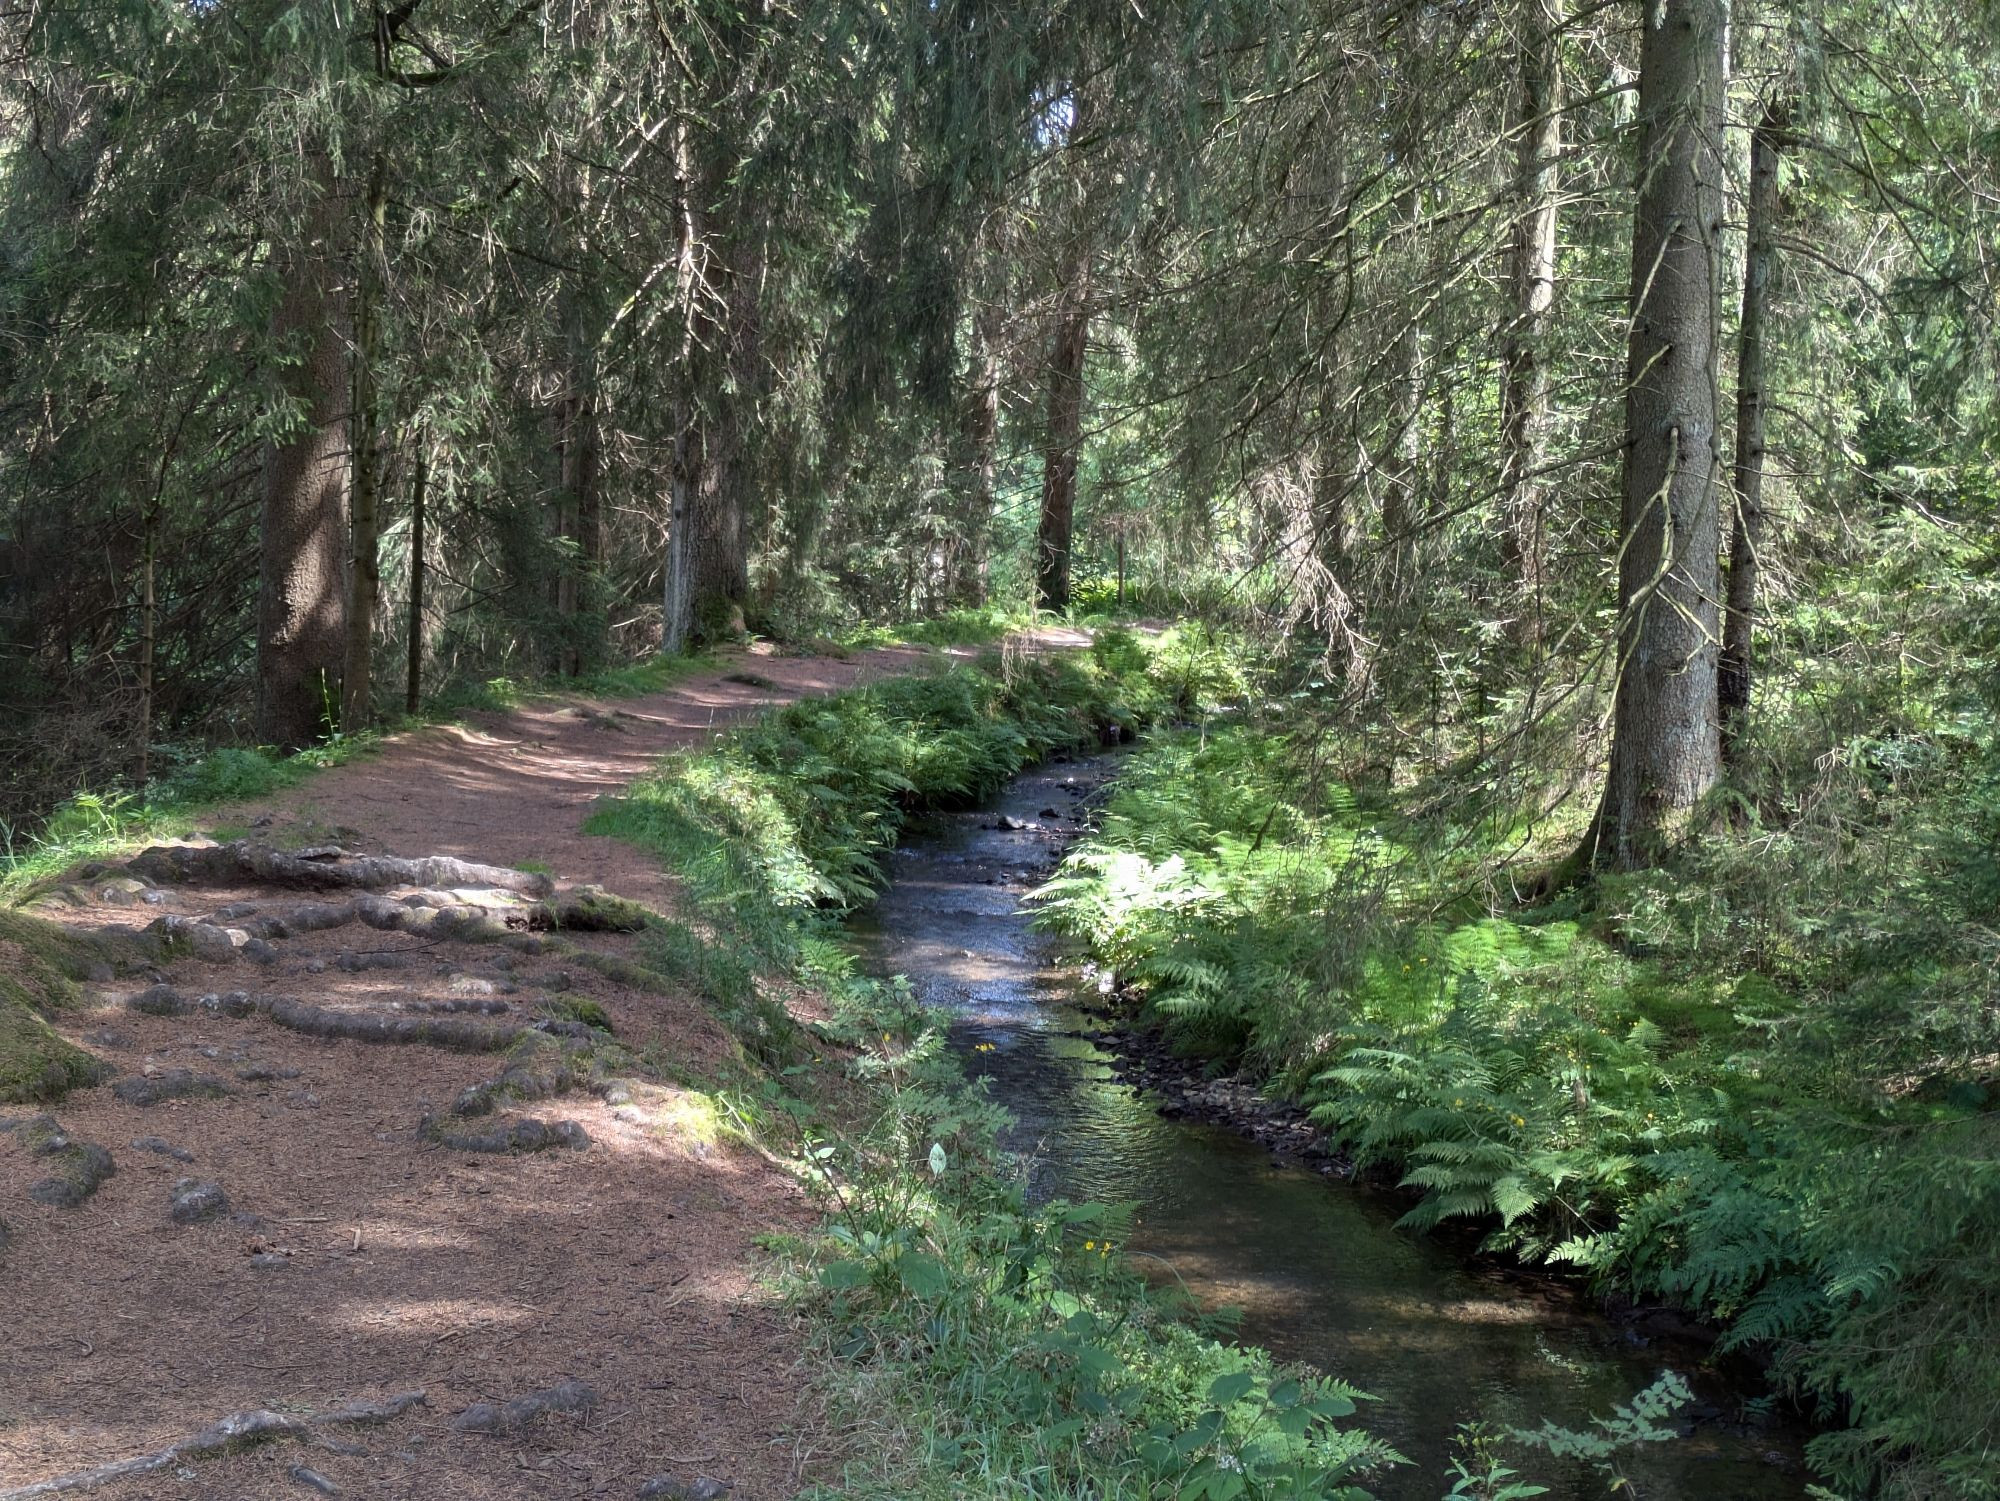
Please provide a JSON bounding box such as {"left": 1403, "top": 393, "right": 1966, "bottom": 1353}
{"left": 0, "top": 910, "right": 117, "bottom": 1104}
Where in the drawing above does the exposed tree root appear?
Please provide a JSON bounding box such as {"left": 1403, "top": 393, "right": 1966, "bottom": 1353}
{"left": 0, "top": 1392, "right": 426, "bottom": 1499}
{"left": 125, "top": 987, "right": 525, "bottom": 1052}
{"left": 447, "top": 1031, "right": 639, "bottom": 1117}
{"left": 423, "top": 1116, "right": 591, "bottom": 1154}
{"left": 449, "top": 1379, "right": 598, "bottom": 1434}
{"left": 142, "top": 915, "right": 273, "bottom": 966}
{"left": 110, "top": 1069, "right": 236, "bottom": 1106}
{"left": 125, "top": 843, "right": 552, "bottom": 898}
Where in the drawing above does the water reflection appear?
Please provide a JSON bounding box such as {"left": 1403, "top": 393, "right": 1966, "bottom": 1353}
{"left": 849, "top": 756, "right": 1807, "bottom": 1500}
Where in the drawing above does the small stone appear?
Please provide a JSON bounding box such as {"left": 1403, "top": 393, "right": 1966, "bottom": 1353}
{"left": 128, "top": 984, "right": 187, "bottom": 1016}
{"left": 248, "top": 1252, "right": 291, "bottom": 1269}
{"left": 237, "top": 1064, "right": 302, "bottom": 1083}
{"left": 288, "top": 1465, "right": 340, "bottom": 1496}
{"left": 638, "top": 1477, "right": 731, "bottom": 1501}
{"left": 131, "top": 1136, "right": 195, "bottom": 1163}
{"left": 167, "top": 1177, "right": 229, "bottom": 1224}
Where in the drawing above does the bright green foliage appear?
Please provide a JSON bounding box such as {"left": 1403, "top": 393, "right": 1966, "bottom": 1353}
{"left": 1, "top": 737, "right": 380, "bottom": 895}
{"left": 589, "top": 637, "right": 1403, "bottom": 1499}
{"left": 793, "top": 1037, "right": 1392, "bottom": 1500}
{"left": 589, "top": 649, "right": 1155, "bottom": 934}
{"left": 1444, "top": 1372, "right": 1692, "bottom": 1500}
{"left": 1037, "top": 686, "right": 2000, "bottom": 1498}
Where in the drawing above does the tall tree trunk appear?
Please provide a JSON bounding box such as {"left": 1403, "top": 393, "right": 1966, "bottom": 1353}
{"left": 555, "top": 358, "right": 601, "bottom": 676}
{"left": 136, "top": 504, "right": 155, "bottom": 788}
{"left": 959, "top": 298, "right": 1002, "bottom": 605}
{"left": 662, "top": 127, "right": 753, "bottom": 652}
{"left": 342, "top": 150, "right": 388, "bottom": 732}
{"left": 1499, "top": 0, "right": 1563, "bottom": 644}
{"left": 405, "top": 452, "right": 427, "bottom": 717}
{"left": 257, "top": 174, "right": 349, "bottom": 752}
{"left": 1720, "top": 99, "right": 1786, "bottom": 760}
{"left": 1379, "top": 182, "right": 1425, "bottom": 549}
{"left": 1037, "top": 234, "right": 1090, "bottom": 614}
{"left": 1584, "top": 0, "right": 1729, "bottom": 868}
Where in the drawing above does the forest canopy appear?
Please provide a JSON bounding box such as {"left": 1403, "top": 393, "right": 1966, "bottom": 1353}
{"left": 0, "top": 0, "right": 1992, "bottom": 837}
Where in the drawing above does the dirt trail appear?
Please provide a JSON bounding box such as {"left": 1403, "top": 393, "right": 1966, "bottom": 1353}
{"left": 0, "top": 639, "right": 1077, "bottom": 1501}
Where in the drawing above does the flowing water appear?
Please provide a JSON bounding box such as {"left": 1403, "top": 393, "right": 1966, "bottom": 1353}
{"left": 849, "top": 752, "right": 1811, "bottom": 1501}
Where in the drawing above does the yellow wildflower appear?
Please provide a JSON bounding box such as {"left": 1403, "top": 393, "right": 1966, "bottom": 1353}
{"left": 1084, "top": 1240, "right": 1096, "bottom": 1251}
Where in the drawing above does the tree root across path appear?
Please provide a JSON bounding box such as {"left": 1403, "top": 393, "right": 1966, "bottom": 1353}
{"left": 0, "top": 1392, "right": 426, "bottom": 1500}
{"left": 127, "top": 986, "right": 529, "bottom": 1052}
{"left": 124, "top": 843, "right": 552, "bottom": 899}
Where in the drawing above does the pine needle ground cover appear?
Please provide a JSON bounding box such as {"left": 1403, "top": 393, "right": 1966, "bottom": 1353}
{"left": 1034, "top": 699, "right": 2000, "bottom": 1500}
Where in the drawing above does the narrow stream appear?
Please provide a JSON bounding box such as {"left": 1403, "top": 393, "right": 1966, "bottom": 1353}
{"left": 849, "top": 752, "right": 1811, "bottom": 1501}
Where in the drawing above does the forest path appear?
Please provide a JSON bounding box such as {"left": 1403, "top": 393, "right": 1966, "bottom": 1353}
{"left": 1, "top": 635, "right": 1084, "bottom": 1501}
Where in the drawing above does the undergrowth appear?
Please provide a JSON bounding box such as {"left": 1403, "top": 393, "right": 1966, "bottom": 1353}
{"left": 0, "top": 738, "right": 381, "bottom": 897}
{"left": 1035, "top": 672, "right": 2000, "bottom": 1498}
{"left": 588, "top": 634, "right": 1486, "bottom": 1498}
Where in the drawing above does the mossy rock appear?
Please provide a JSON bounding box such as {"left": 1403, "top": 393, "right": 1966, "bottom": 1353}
{"left": 0, "top": 910, "right": 120, "bottom": 1104}
{"left": 530, "top": 887, "right": 652, "bottom": 933}
{"left": 538, "top": 996, "right": 616, "bottom": 1033}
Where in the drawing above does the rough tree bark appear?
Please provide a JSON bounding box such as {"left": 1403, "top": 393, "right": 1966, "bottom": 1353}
{"left": 404, "top": 452, "right": 427, "bottom": 716}
{"left": 555, "top": 348, "right": 601, "bottom": 676}
{"left": 1377, "top": 177, "right": 1426, "bottom": 581}
{"left": 958, "top": 296, "right": 1003, "bottom": 605}
{"left": 1720, "top": 98, "right": 1787, "bottom": 760}
{"left": 662, "top": 128, "right": 753, "bottom": 653}
{"left": 1036, "top": 235, "right": 1090, "bottom": 614}
{"left": 256, "top": 171, "right": 349, "bottom": 752}
{"left": 1036, "top": 84, "right": 1094, "bottom": 616}
{"left": 1583, "top": 0, "right": 1729, "bottom": 868}
{"left": 342, "top": 149, "right": 388, "bottom": 731}
{"left": 1498, "top": 0, "right": 1564, "bottom": 644}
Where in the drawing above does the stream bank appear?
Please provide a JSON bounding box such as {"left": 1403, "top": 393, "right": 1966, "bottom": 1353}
{"left": 850, "top": 749, "right": 1810, "bottom": 1501}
